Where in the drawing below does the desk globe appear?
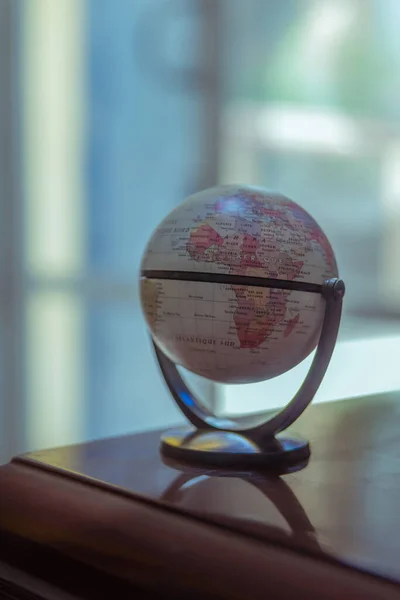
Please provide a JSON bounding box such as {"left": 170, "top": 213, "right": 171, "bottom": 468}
{"left": 140, "top": 185, "right": 344, "bottom": 469}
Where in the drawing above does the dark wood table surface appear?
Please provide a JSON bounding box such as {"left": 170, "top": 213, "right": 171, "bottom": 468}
{"left": 2, "top": 392, "right": 400, "bottom": 599}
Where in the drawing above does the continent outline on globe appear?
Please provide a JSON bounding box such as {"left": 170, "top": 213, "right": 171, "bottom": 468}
{"left": 141, "top": 185, "right": 338, "bottom": 385}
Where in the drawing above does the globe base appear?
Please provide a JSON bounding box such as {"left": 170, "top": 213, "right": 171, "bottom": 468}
{"left": 160, "top": 427, "right": 310, "bottom": 472}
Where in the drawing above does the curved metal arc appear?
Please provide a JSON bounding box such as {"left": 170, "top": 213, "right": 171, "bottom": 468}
{"left": 250, "top": 290, "right": 343, "bottom": 440}
{"left": 153, "top": 279, "right": 344, "bottom": 441}
{"left": 154, "top": 343, "right": 239, "bottom": 430}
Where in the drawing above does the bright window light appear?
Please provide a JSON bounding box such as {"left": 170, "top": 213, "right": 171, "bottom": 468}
{"left": 218, "top": 335, "right": 400, "bottom": 416}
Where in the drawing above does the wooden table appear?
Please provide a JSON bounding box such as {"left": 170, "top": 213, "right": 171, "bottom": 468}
{"left": 1, "top": 393, "right": 400, "bottom": 599}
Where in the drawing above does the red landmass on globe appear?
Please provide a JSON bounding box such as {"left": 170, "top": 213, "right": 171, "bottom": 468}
{"left": 232, "top": 287, "right": 286, "bottom": 349}
{"left": 187, "top": 216, "right": 305, "bottom": 349}
{"left": 187, "top": 223, "right": 223, "bottom": 259}
{"left": 284, "top": 313, "right": 300, "bottom": 337}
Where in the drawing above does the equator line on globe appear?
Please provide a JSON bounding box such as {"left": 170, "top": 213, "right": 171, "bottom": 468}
{"left": 140, "top": 185, "right": 338, "bottom": 385}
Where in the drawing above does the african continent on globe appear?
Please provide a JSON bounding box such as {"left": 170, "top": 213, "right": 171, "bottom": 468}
{"left": 140, "top": 185, "right": 338, "bottom": 384}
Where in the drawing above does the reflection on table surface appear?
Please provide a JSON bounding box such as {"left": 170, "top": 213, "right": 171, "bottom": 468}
{"left": 20, "top": 392, "right": 400, "bottom": 582}
{"left": 160, "top": 460, "right": 323, "bottom": 558}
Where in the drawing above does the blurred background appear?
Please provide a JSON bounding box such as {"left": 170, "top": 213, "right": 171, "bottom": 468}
{"left": 1, "top": 0, "right": 400, "bottom": 464}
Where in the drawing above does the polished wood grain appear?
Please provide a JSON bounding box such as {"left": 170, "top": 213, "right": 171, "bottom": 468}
{"left": 1, "top": 392, "right": 400, "bottom": 598}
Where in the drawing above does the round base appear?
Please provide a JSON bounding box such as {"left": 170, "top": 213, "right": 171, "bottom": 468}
{"left": 160, "top": 427, "right": 310, "bottom": 472}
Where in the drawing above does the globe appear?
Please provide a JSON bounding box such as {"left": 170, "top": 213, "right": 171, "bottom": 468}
{"left": 140, "top": 185, "right": 338, "bottom": 385}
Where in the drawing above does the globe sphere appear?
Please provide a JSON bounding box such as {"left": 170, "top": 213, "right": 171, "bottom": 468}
{"left": 140, "top": 185, "right": 338, "bottom": 384}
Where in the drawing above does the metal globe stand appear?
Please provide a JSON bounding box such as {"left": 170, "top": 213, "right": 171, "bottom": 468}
{"left": 154, "top": 277, "right": 345, "bottom": 470}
